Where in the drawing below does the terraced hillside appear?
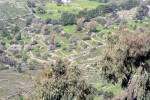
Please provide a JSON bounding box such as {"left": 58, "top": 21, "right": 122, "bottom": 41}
{"left": 0, "top": 0, "right": 30, "bottom": 19}
{"left": 0, "top": 0, "right": 150, "bottom": 99}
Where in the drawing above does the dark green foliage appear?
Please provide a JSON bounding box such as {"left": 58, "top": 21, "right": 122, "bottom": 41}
{"left": 2, "top": 56, "right": 17, "bottom": 67}
{"left": 101, "top": 32, "right": 150, "bottom": 99}
{"left": 78, "top": 4, "right": 117, "bottom": 21}
{"left": 60, "top": 3, "right": 117, "bottom": 25}
{"left": 61, "top": 12, "right": 76, "bottom": 25}
{"left": 56, "top": 0, "right": 62, "bottom": 6}
{"left": 28, "top": 60, "right": 39, "bottom": 70}
{"left": 120, "top": 0, "right": 140, "bottom": 10}
{"left": 1, "top": 27, "right": 8, "bottom": 37}
{"left": 36, "top": 7, "right": 46, "bottom": 14}
{"left": 15, "top": 33, "right": 22, "bottom": 41}
{"left": 16, "top": 63, "right": 22, "bottom": 73}
{"left": 104, "top": 92, "right": 114, "bottom": 100}
{"left": 45, "top": 18, "right": 52, "bottom": 24}
{"left": 29, "top": 59, "right": 97, "bottom": 100}
{"left": 76, "top": 25, "right": 82, "bottom": 31}
{"left": 22, "top": 54, "right": 28, "bottom": 62}
{"left": 27, "top": 1, "right": 36, "bottom": 8}
{"left": 133, "top": 4, "right": 149, "bottom": 20}
{"left": 12, "top": 26, "right": 20, "bottom": 33}
{"left": 45, "top": 18, "right": 60, "bottom": 25}
{"left": 0, "top": 62, "right": 9, "bottom": 70}
{"left": 1, "top": 41, "right": 6, "bottom": 46}
{"left": 26, "top": 18, "right": 32, "bottom": 26}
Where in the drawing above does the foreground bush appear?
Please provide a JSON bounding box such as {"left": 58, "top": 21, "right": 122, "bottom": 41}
{"left": 28, "top": 59, "right": 96, "bottom": 100}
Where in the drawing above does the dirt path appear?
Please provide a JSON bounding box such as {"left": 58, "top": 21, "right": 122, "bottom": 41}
{"left": 26, "top": 4, "right": 40, "bottom": 19}
{"left": 91, "top": 37, "right": 106, "bottom": 46}
{"left": 82, "top": 40, "right": 93, "bottom": 48}
{"left": 73, "top": 50, "right": 77, "bottom": 54}
{"left": 60, "top": 51, "right": 66, "bottom": 56}
{"left": 29, "top": 51, "right": 49, "bottom": 63}
{"left": 49, "top": 53, "right": 60, "bottom": 57}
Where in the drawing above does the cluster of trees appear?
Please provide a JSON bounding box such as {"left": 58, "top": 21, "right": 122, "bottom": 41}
{"left": 27, "top": 1, "right": 36, "bottom": 8}
{"left": 61, "top": 12, "right": 76, "bottom": 25}
{"left": 26, "top": 18, "right": 33, "bottom": 26}
{"left": 119, "top": 0, "right": 141, "bottom": 10}
{"left": 31, "top": 6, "right": 46, "bottom": 14}
{"left": 101, "top": 31, "right": 150, "bottom": 99}
{"left": 27, "top": 0, "right": 46, "bottom": 14}
{"left": 28, "top": 59, "right": 96, "bottom": 100}
{"left": 60, "top": 4, "right": 116, "bottom": 26}
{"left": 45, "top": 18, "right": 60, "bottom": 25}
{"left": 0, "top": 25, "right": 20, "bottom": 37}
{"left": 59, "top": 0, "right": 142, "bottom": 26}
{"left": 2, "top": 57, "right": 16, "bottom": 67}
{"left": 96, "top": 0, "right": 141, "bottom": 10}
{"left": 25, "top": 28, "right": 149, "bottom": 99}
{"left": 133, "top": 4, "right": 149, "bottom": 20}
{"left": 84, "top": 21, "right": 99, "bottom": 32}
{"left": 36, "top": 6, "right": 46, "bottom": 14}
{"left": 56, "top": 0, "right": 62, "bottom": 6}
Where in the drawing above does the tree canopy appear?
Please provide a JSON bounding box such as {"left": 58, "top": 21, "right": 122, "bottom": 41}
{"left": 101, "top": 31, "right": 150, "bottom": 99}
{"left": 28, "top": 59, "right": 97, "bottom": 100}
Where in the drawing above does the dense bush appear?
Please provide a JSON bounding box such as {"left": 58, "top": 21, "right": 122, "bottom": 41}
{"left": 61, "top": 12, "right": 76, "bottom": 25}
{"left": 133, "top": 4, "right": 149, "bottom": 20}
{"left": 119, "top": 0, "right": 140, "bottom": 10}
{"left": 28, "top": 59, "right": 97, "bottom": 100}
{"left": 104, "top": 92, "right": 114, "bottom": 99}
{"left": 15, "top": 33, "right": 22, "bottom": 41}
{"left": 60, "top": 3, "right": 117, "bottom": 25}
{"left": 27, "top": 1, "right": 36, "bottom": 8}
{"left": 2, "top": 57, "right": 16, "bottom": 67}
{"left": 45, "top": 18, "right": 60, "bottom": 25}
{"left": 24, "top": 44, "right": 32, "bottom": 52}
{"left": 76, "top": 25, "right": 82, "bottom": 31}
{"left": 26, "top": 18, "right": 32, "bottom": 26}
{"left": 84, "top": 21, "right": 99, "bottom": 31}
{"left": 101, "top": 31, "right": 150, "bottom": 99}
{"left": 36, "top": 7, "right": 46, "bottom": 14}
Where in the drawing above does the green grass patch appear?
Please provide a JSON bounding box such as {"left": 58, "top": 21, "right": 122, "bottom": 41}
{"left": 45, "top": 4, "right": 80, "bottom": 14}
{"left": 86, "top": 40, "right": 97, "bottom": 47}
{"left": 24, "top": 38, "right": 30, "bottom": 44}
{"left": 3, "top": 37, "right": 10, "bottom": 44}
{"left": 95, "top": 26, "right": 104, "bottom": 33}
{"left": 55, "top": 51, "right": 64, "bottom": 57}
{"left": 61, "top": 50, "right": 74, "bottom": 55}
{"left": 57, "top": 42, "right": 66, "bottom": 49}
{"left": 71, "top": 0, "right": 104, "bottom": 9}
{"left": 92, "top": 35, "right": 101, "bottom": 41}
{"left": 37, "top": 12, "right": 61, "bottom": 20}
{"left": 74, "top": 47, "right": 81, "bottom": 53}
{"left": 31, "top": 48, "right": 37, "bottom": 54}
{"left": 94, "top": 82, "right": 122, "bottom": 95}
{"left": 39, "top": 47, "right": 47, "bottom": 53}
{"left": 58, "top": 35, "right": 71, "bottom": 44}
{"left": 73, "top": 32, "right": 83, "bottom": 40}
{"left": 62, "top": 25, "right": 77, "bottom": 34}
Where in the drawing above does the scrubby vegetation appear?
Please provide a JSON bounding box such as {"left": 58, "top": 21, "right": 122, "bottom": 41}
{"left": 28, "top": 59, "right": 96, "bottom": 100}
